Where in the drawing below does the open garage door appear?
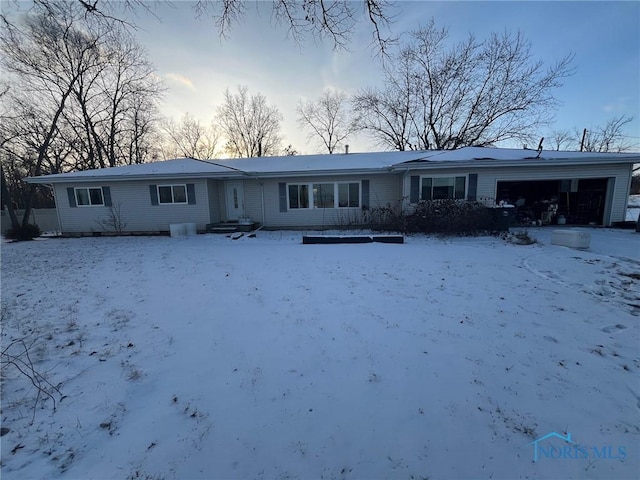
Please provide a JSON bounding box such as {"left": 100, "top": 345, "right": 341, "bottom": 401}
{"left": 496, "top": 178, "right": 609, "bottom": 225}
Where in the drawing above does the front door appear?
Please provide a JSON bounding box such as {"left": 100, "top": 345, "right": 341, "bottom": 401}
{"left": 225, "top": 181, "right": 245, "bottom": 220}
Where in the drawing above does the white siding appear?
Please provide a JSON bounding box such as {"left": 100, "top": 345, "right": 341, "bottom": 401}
{"left": 257, "top": 174, "right": 401, "bottom": 228}
{"left": 217, "top": 185, "right": 226, "bottom": 221}
{"left": 243, "top": 180, "right": 264, "bottom": 224}
{"left": 206, "top": 179, "right": 222, "bottom": 224}
{"left": 1, "top": 209, "right": 59, "bottom": 232}
{"left": 402, "top": 163, "right": 633, "bottom": 225}
{"left": 54, "top": 179, "right": 210, "bottom": 234}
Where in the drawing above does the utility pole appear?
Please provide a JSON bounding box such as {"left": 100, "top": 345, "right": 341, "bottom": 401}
{"left": 580, "top": 128, "right": 587, "bottom": 152}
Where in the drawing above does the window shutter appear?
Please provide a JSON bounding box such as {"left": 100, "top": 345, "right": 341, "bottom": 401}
{"left": 102, "top": 186, "right": 112, "bottom": 207}
{"left": 410, "top": 176, "right": 420, "bottom": 203}
{"left": 467, "top": 174, "right": 478, "bottom": 201}
{"left": 279, "top": 182, "right": 287, "bottom": 212}
{"left": 186, "top": 183, "right": 196, "bottom": 204}
{"left": 67, "top": 188, "right": 77, "bottom": 208}
{"left": 149, "top": 185, "right": 158, "bottom": 205}
{"left": 361, "top": 180, "right": 370, "bottom": 209}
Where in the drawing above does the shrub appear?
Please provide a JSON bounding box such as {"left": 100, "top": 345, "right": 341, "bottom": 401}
{"left": 4, "top": 223, "right": 41, "bottom": 241}
{"left": 405, "top": 199, "right": 494, "bottom": 235}
{"left": 364, "top": 199, "right": 511, "bottom": 236}
{"left": 364, "top": 204, "right": 405, "bottom": 232}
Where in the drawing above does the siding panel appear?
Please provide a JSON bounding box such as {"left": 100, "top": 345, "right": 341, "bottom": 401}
{"left": 55, "top": 179, "right": 211, "bottom": 234}
{"left": 243, "top": 180, "right": 264, "bottom": 224}
{"left": 260, "top": 174, "right": 400, "bottom": 228}
{"left": 207, "top": 179, "right": 221, "bottom": 224}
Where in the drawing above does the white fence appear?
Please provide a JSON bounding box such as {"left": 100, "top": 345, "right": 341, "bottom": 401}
{"left": 1, "top": 209, "right": 60, "bottom": 233}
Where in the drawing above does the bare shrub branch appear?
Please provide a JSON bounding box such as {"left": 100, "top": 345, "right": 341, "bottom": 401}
{"left": 1, "top": 336, "right": 62, "bottom": 423}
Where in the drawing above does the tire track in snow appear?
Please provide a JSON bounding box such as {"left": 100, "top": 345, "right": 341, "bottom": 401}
{"left": 522, "top": 253, "right": 572, "bottom": 289}
{"left": 522, "top": 251, "right": 640, "bottom": 315}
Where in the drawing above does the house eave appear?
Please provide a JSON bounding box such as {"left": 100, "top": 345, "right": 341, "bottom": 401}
{"left": 241, "top": 167, "right": 394, "bottom": 179}
{"left": 390, "top": 156, "right": 640, "bottom": 171}
{"left": 24, "top": 171, "right": 246, "bottom": 184}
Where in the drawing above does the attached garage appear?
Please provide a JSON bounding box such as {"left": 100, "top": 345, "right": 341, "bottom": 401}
{"left": 399, "top": 149, "right": 636, "bottom": 227}
{"left": 496, "top": 177, "right": 611, "bottom": 225}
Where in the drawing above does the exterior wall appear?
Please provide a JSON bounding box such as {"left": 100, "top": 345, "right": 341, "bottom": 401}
{"left": 252, "top": 173, "right": 401, "bottom": 228}
{"left": 1, "top": 209, "right": 60, "bottom": 233}
{"left": 402, "top": 163, "right": 633, "bottom": 225}
{"left": 217, "top": 185, "right": 226, "bottom": 221}
{"left": 206, "top": 179, "right": 222, "bottom": 224}
{"left": 46, "top": 161, "right": 633, "bottom": 234}
{"left": 53, "top": 179, "right": 211, "bottom": 234}
{"left": 243, "top": 180, "right": 264, "bottom": 224}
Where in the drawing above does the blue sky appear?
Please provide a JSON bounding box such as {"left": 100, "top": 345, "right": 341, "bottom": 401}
{"left": 134, "top": 1, "right": 640, "bottom": 154}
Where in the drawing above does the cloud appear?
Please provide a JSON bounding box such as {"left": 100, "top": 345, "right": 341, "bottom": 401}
{"left": 164, "top": 73, "right": 195, "bottom": 91}
{"left": 602, "top": 96, "right": 633, "bottom": 114}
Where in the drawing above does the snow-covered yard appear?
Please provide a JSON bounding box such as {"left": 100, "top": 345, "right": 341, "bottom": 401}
{"left": 1, "top": 228, "right": 639, "bottom": 479}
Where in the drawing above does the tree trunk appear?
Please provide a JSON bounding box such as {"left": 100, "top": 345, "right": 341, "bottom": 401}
{"left": 21, "top": 86, "right": 75, "bottom": 227}
{"left": 1, "top": 165, "right": 20, "bottom": 230}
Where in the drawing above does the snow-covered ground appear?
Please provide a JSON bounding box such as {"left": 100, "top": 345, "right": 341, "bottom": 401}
{"left": 1, "top": 228, "right": 639, "bottom": 479}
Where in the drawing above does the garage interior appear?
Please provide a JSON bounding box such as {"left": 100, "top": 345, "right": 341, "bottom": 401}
{"left": 496, "top": 178, "right": 609, "bottom": 225}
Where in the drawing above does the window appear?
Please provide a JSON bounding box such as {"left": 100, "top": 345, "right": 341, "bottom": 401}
{"left": 158, "top": 185, "right": 187, "bottom": 204}
{"left": 287, "top": 182, "right": 360, "bottom": 209}
{"left": 75, "top": 187, "right": 104, "bottom": 206}
{"left": 288, "top": 184, "right": 309, "bottom": 209}
{"left": 313, "top": 183, "right": 334, "bottom": 208}
{"left": 338, "top": 183, "right": 360, "bottom": 207}
{"left": 421, "top": 176, "right": 466, "bottom": 200}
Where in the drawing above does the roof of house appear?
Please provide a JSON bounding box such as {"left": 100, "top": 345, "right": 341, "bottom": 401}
{"left": 208, "top": 150, "right": 437, "bottom": 176}
{"left": 25, "top": 147, "right": 639, "bottom": 184}
{"left": 26, "top": 158, "right": 243, "bottom": 183}
{"left": 394, "top": 146, "right": 640, "bottom": 169}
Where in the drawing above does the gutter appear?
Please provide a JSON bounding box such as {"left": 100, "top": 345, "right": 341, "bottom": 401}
{"left": 23, "top": 167, "right": 394, "bottom": 184}
{"left": 24, "top": 171, "right": 246, "bottom": 184}
{"left": 238, "top": 168, "right": 394, "bottom": 179}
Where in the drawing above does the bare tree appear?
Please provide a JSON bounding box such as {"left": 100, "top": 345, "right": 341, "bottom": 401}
{"left": 93, "top": 33, "right": 163, "bottom": 167}
{"left": 282, "top": 144, "right": 298, "bottom": 156}
{"left": 0, "top": 2, "right": 162, "bottom": 231}
{"left": 0, "top": 3, "right": 104, "bottom": 229}
{"left": 354, "top": 20, "right": 574, "bottom": 151}
{"left": 161, "top": 113, "right": 221, "bottom": 159}
{"left": 125, "top": 91, "right": 160, "bottom": 164}
{"left": 579, "top": 115, "right": 634, "bottom": 153}
{"left": 352, "top": 50, "right": 416, "bottom": 151}
{"left": 193, "top": 0, "right": 396, "bottom": 54}
{"left": 17, "top": 0, "right": 396, "bottom": 54}
{"left": 56, "top": 28, "right": 162, "bottom": 170}
{"left": 549, "top": 129, "right": 573, "bottom": 151}
{"left": 216, "top": 86, "right": 283, "bottom": 158}
{"left": 297, "top": 89, "right": 357, "bottom": 154}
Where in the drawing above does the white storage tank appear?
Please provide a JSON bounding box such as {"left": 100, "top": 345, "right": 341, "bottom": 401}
{"left": 184, "top": 223, "right": 197, "bottom": 236}
{"left": 551, "top": 229, "right": 591, "bottom": 249}
{"left": 170, "top": 224, "right": 186, "bottom": 237}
